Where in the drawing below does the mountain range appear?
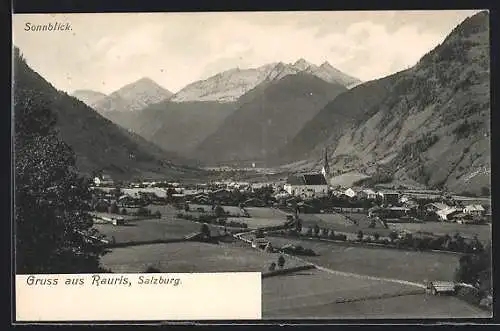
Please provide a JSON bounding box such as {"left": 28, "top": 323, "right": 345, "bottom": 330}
{"left": 87, "top": 59, "right": 356, "bottom": 162}
{"left": 72, "top": 77, "right": 174, "bottom": 114}
{"left": 195, "top": 72, "right": 348, "bottom": 164}
{"left": 14, "top": 50, "right": 201, "bottom": 181}
{"left": 45, "top": 11, "right": 490, "bottom": 194}
{"left": 275, "top": 11, "right": 490, "bottom": 194}
{"left": 170, "top": 59, "right": 361, "bottom": 103}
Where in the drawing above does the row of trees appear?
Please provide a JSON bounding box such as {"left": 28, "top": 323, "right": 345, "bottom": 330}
{"left": 177, "top": 213, "right": 249, "bottom": 229}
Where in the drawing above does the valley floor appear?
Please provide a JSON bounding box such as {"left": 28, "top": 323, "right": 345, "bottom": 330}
{"left": 96, "top": 205, "right": 490, "bottom": 319}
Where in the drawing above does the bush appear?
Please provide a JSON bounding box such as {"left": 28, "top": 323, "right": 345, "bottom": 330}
{"left": 145, "top": 266, "right": 161, "bottom": 273}
{"left": 109, "top": 203, "right": 119, "bottom": 214}
{"left": 303, "top": 248, "right": 316, "bottom": 256}
{"left": 154, "top": 210, "right": 161, "bottom": 218}
{"left": 121, "top": 208, "right": 128, "bottom": 215}
{"left": 136, "top": 207, "right": 150, "bottom": 217}
{"left": 278, "top": 255, "right": 286, "bottom": 269}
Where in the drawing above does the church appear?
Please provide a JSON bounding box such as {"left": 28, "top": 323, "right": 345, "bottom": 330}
{"left": 284, "top": 149, "right": 331, "bottom": 198}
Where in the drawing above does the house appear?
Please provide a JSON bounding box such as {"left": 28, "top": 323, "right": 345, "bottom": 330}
{"left": 360, "top": 189, "right": 377, "bottom": 200}
{"left": 425, "top": 202, "right": 450, "bottom": 213}
{"left": 377, "top": 190, "right": 400, "bottom": 205}
{"left": 94, "top": 174, "right": 114, "bottom": 187}
{"left": 436, "top": 207, "right": 460, "bottom": 221}
{"left": 403, "top": 199, "right": 419, "bottom": 210}
{"left": 463, "top": 204, "right": 485, "bottom": 216}
{"left": 426, "top": 281, "right": 456, "bottom": 295}
{"left": 343, "top": 188, "right": 361, "bottom": 198}
{"left": 284, "top": 173, "right": 329, "bottom": 198}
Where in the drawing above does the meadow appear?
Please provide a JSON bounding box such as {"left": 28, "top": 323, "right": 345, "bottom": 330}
{"left": 300, "top": 212, "right": 491, "bottom": 242}
{"left": 100, "top": 241, "right": 308, "bottom": 273}
{"left": 263, "top": 269, "right": 490, "bottom": 318}
{"left": 93, "top": 218, "right": 208, "bottom": 243}
{"left": 262, "top": 237, "right": 460, "bottom": 283}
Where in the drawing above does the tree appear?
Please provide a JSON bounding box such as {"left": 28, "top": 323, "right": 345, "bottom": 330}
{"left": 296, "top": 218, "right": 302, "bottom": 233}
{"left": 121, "top": 208, "right": 128, "bottom": 215}
{"left": 255, "top": 229, "right": 265, "bottom": 239}
{"left": 14, "top": 50, "right": 106, "bottom": 273}
{"left": 454, "top": 244, "right": 491, "bottom": 288}
{"left": 109, "top": 202, "right": 119, "bottom": 214}
{"left": 389, "top": 231, "right": 398, "bottom": 243}
{"left": 278, "top": 255, "right": 286, "bottom": 269}
{"left": 357, "top": 230, "right": 364, "bottom": 241}
{"left": 154, "top": 210, "right": 162, "bottom": 218}
{"left": 481, "top": 186, "right": 490, "bottom": 197}
{"left": 200, "top": 223, "right": 211, "bottom": 239}
{"left": 166, "top": 187, "right": 175, "bottom": 202}
{"left": 214, "top": 205, "right": 225, "bottom": 218}
{"left": 313, "top": 224, "right": 320, "bottom": 237}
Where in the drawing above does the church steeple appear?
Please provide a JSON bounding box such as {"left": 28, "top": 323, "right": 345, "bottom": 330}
{"left": 321, "top": 148, "right": 330, "bottom": 179}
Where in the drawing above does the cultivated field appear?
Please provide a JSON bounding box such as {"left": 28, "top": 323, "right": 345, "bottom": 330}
{"left": 100, "top": 241, "right": 308, "bottom": 273}
{"left": 263, "top": 269, "right": 489, "bottom": 318}
{"left": 262, "top": 237, "right": 460, "bottom": 283}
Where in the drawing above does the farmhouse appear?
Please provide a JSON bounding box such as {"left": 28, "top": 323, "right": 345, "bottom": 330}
{"left": 377, "top": 190, "right": 400, "bottom": 205}
{"left": 425, "top": 202, "right": 451, "bottom": 212}
{"left": 284, "top": 173, "right": 329, "bottom": 198}
{"left": 436, "top": 207, "right": 460, "bottom": 221}
{"left": 463, "top": 204, "right": 485, "bottom": 216}
{"left": 94, "top": 174, "right": 114, "bottom": 187}
{"left": 426, "top": 281, "right": 456, "bottom": 295}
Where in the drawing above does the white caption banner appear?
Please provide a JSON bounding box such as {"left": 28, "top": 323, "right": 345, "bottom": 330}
{"left": 16, "top": 272, "right": 262, "bottom": 321}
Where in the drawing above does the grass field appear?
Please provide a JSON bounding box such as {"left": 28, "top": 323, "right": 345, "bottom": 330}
{"left": 100, "top": 241, "right": 308, "bottom": 273}
{"left": 189, "top": 204, "right": 246, "bottom": 216}
{"left": 226, "top": 217, "right": 287, "bottom": 229}
{"left": 300, "top": 213, "right": 491, "bottom": 242}
{"left": 261, "top": 237, "right": 460, "bottom": 283}
{"left": 91, "top": 212, "right": 144, "bottom": 221}
{"left": 94, "top": 218, "right": 219, "bottom": 243}
{"left": 389, "top": 222, "right": 491, "bottom": 242}
{"left": 246, "top": 207, "right": 287, "bottom": 219}
{"left": 329, "top": 172, "right": 370, "bottom": 187}
{"left": 263, "top": 270, "right": 489, "bottom": 319}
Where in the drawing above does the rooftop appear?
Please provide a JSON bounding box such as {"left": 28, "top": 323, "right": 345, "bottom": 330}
{"left": 286, "top": 173, "right": 328, "bottom": 186}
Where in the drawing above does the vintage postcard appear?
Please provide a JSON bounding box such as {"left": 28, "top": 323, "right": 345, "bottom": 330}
{"left": 12, "top": 10, "right": 492, "bottom": 321}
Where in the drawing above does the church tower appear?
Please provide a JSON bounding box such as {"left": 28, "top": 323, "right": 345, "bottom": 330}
{"left": 321, "top": 148, "right": 330, "bottom": 179}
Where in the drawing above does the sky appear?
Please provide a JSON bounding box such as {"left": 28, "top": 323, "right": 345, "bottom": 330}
{"left": 12, "top": 10, "right": 483, "bottom": 94}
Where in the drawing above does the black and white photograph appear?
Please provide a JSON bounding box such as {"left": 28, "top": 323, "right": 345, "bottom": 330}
{"left": 13, "top": 9, "right": 492, "bottom": 320}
